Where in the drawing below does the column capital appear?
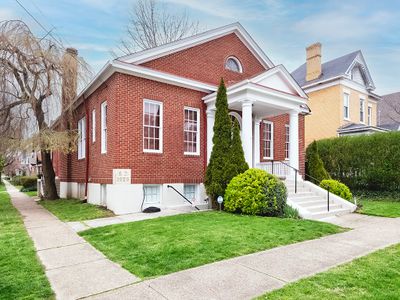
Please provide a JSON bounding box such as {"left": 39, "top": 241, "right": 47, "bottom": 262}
{"left": 206, "top": 109, "right": 215, "bottom": 117}
{"left": 241, "top": 100, "right": 254, "bottom": 107}
{"left": 289, "top": 110, "right": 301, "bottom": 116}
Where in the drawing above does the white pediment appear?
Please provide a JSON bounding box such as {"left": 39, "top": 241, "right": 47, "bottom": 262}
{"left": 251, "top": 65, "right": 307, "bottom": 98}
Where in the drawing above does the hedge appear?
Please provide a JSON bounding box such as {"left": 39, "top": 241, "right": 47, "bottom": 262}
{"left": 314, "top": 132, "right": 400, "bottom": 191}
{"left": 320, "top": 179, "right": 352, "bottom": 201}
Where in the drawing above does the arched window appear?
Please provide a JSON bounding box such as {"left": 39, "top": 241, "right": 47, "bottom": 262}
{"left": 229, "top": 111, "right": 242, "bottom": 130}
{"left": 225, "top": 56, "right": 243, "bottom": 73}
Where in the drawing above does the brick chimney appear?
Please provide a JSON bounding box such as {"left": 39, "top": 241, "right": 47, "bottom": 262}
{"left": 61, "top": 48, "right": 78, "bottom": 129}
{"left": 306, "top": 43, "right": 322, "bottom": 81}
{"left": 61, "top": 48, "right": 78, "bottom": 112}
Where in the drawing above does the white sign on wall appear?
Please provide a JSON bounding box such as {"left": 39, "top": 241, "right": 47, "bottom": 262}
{"left": 113, "top": 169, "right": 131, "bottom": 184}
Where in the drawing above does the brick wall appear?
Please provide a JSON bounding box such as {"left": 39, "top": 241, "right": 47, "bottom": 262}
{"left": 141, "top": 33, "right": 267, "bottom": 86}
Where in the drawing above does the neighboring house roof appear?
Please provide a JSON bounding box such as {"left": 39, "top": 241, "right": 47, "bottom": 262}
{"left": 379, "top": 123, "right": 400, "bottom": 131}
{"left": 337, "top": 122, "right": 389, "bottom": 135}
{"left": 379, "top": 92, "right": 400, "bottom": 128}
{"left": 291, "top": 50, "right": 375, "bottom": 90}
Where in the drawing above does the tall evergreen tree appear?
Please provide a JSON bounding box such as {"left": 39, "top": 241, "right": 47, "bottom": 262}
{"left": 226, "top": 119, "right": 248, "bottom": 181}
{"left": 306, "top": 140, "right": 331, "bottom": 183}
{"left": 205, "top": 79, "right": 232, "bottom": 202}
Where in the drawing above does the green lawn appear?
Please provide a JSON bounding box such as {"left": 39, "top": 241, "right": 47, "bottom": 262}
{"left": 0, "top": 185, "right": 53, "bottom": 299}
{"left": 40, "top": 198, "right": 114, "bottom": 222}
{"left": 260, "top": 243, "right": 400, "bottom": 299}
{"left": 80, "top": 212, "right": 345, "bottom": 279}
{"left": 354, "top": 192, "right": 400, "bottom": 218}
{"left": 24, "top": 190, "right": 38, "bottom": 197}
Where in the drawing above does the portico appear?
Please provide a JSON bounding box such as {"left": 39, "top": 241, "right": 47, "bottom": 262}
{"left": 203, "top": 66, "right": 309, "bottom": 174}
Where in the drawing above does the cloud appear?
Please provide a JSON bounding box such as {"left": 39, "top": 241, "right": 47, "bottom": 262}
{"left": 294, "top": 9, "right": 396, "bottom": 42}
{"left": 0, "top": 8, "right": 16, "bottom": 20}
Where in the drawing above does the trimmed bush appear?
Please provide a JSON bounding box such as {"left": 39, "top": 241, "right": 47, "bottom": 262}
{"left": 11, "top": 175, "right": 23, "bottom": 186}
{"left": 320, "top": 179, "right": 353, "bottom": 201}
{"left": 306, "top": 141, "right": 330, "bottom": 183}
{"left": 224, "top": 168, "right": 287, "bottom": 216}
{"left": 20, "top": 176, "right": 37, "bottom": 189}
{"left": 316, "top": 132, "right": 400, "bottom": 191}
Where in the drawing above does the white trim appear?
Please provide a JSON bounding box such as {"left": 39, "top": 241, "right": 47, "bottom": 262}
{"left": 343, "top": 92, "right": 350, "bottom": 121}
{"left": 143, "top": 99, "right": 163, "bottom": 154}
{"left": 101, "top": 101, "right": 107, "bottom": 154}
{"left": 225, "top": 56, "right": 243, "bottom": 73}
{"left": 92, "top": 109, "right": 96, "bottom": 143}
{"left": 344, "top": 52, "right": 375, "bottom": 90}
{"left": 228, "top": 111, "right": 242, "bottom": 129}
{"left": 183, "top": 107, "right": 200, "bottom": 156}
{"left": 262, "top": 120, "right": 274, "bottom": 160}
{"left": 119, "top": 22, "right": 274, "bottom": 69}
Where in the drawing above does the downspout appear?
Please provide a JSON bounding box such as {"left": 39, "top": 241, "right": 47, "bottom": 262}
{"left": 84, "top": 95, "right": 90, "bottom": 201}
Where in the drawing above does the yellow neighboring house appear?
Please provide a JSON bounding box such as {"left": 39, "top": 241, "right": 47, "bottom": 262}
{"left": 292, "top": 43, "right": 388, "bottom": 146}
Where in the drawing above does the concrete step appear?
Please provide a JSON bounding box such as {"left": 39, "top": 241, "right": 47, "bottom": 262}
{"left": 309, "top": 208, "right": 352, "bottom": 220}
{"left": 307, "top": 204, "right": 342, "bottom": 213}
{"left": 296, "top": 199, "right": 328, "bottom": 208}
{"left": 289, "top": 195, "right": 322, "bottom": 203}
{"left": 288, "top": 192, "right": 314, "bottom": 198}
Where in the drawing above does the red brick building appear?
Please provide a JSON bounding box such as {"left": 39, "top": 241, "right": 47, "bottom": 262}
{"left": 53, "top": 23, "right": 309, "bottom": 214}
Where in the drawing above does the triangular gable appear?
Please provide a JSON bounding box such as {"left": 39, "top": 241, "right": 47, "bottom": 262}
{"left": 118, "top": 23, "right": 274, "bottom": 69}
{"left": 345, "top": 51, "right": 375, "bottom": 90}
{"left": 251, "top": 65, "right": 308, "bottom": 99}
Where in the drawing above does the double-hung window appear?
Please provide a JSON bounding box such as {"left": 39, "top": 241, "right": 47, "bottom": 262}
{"left": 360, "top": 98, "right": 365, "bottom": 123}
{"left": 101, "top": 101, "right": 107, "bottom": 153}
{"left": 285, "top": 124, "right": 290, "bottom": 160}
{"left": 343, "top": 93, "right": 350, "bottom": 120}
{"left": 184, "top": 107, "right": 200, "bottom": 155}
{"left": 77, "top": 117, "right": 86, "bottom": 159}
{"left": 92, "top": 109, "right": 96, "bottom": 143}
{"left": 368, "top": 105, "right": 372, "bottom": 126}
{"left": 143, "top": 100, "right": 163, "bottom": 153}
{"left": 262, "top": 121, "right": 273, "bottom": 159}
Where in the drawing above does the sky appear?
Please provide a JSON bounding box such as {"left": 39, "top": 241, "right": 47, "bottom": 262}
{"left": 1, "top": 0, "right": 400, "bottom": 95}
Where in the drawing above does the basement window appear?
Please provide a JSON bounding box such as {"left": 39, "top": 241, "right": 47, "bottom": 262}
{"left": 143, "top": 185, "right": 161, "bottom": 204}
{"left": 184, "top": 184, "right": 197, "bottom": 202}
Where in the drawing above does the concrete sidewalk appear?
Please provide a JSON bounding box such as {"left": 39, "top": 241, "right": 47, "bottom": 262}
{"left": 86, "top": 214, "right": 400, "bottom": 300}
{"left": 4, "top": 182, "right": 140, "bottom": 300}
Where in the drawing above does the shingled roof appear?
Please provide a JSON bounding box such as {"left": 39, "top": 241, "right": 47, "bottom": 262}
{"left": 379, "top": 92, "right": 400, "bottom": 127}
{"left": 291, "top": 50, "right": 360, "bottom": 87}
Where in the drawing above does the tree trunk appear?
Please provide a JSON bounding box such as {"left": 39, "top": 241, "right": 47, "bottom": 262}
{"left": 41, "top": 150, "right": 59, "bottom": 200}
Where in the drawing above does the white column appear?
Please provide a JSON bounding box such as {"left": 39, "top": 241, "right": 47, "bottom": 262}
{"left": 206, "top": 109, "right": 215, "bottom": 163}
{"left": 242, "top": 101, "right": 253, "bottom": 167}
{"left": 253, "top": 118, "right": 261, "bottom": 168}
{"left": 289, "top": 110, "right": 300, "bottom": 172}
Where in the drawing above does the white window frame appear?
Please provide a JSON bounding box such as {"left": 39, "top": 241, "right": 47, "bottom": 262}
{"left": 262, "top": 121, "right": 274, "bottom": 160}
{"left": 368, "top": 104, "right": 373, "bottom": 126}
{"left": 225, "top": 56, "right": 243, "bottom": 73}
{"left": 359, "top": 97, "right": 365, "bottom": 123}
{"left": 143, "top": 184, "right": 161, "bottom": 204}
{"left": 285, "top": 124, "right": 290, "bottom": 160}
{"left": 183, "top": 184, "right": 197, "bottom": 202}
{"left": 184, "top": 107, "right": 200, "bottom": 156}
{"left": 101, "top": 101, "right": 107, "bottom": 154}
{"left": 143, "top": 99, "right": 163, "bottom": 153}
{"left": 92, "top": 109, "right": 96, "bottom": 143}
{"left": 77, "top": 117, "right": 86, "bottom": 159}
{"left": 343, "top": 93, "right": 350, "bottom": 120}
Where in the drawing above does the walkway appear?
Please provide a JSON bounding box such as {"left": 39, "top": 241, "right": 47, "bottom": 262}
{"left": 86, "top": 214, "right": 400, "bottom": 300}
{"left": 6, "top": 182, "right": 400, "bottom": 299}
{"left": 4, "top": 182, "right": 140, "bottom": 300}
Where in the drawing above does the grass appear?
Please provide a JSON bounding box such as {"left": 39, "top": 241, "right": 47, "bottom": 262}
{"left": 80, "top": 211, "right": 345, "bottom": 279}
{"left": 260, "top": 243, "right": 400, "bottom": 299}
{"left": 354, "top": 192, "right": 400, "bottom": 218}
{"left": 40, "top": 198, "right": 114, "bottom": 222}
{"left": 24, "top": 190, "right": 38, "bottom": 197}
{"left": 0, "top": 184, "right": 53, "bottom": 299}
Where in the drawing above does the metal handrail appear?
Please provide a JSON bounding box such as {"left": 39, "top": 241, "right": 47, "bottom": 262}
{"left": 166, "top": 185, "right": 200, "bottom": 211}
{"left": 266, "top": 160, "right": 331, "bottom": 212}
